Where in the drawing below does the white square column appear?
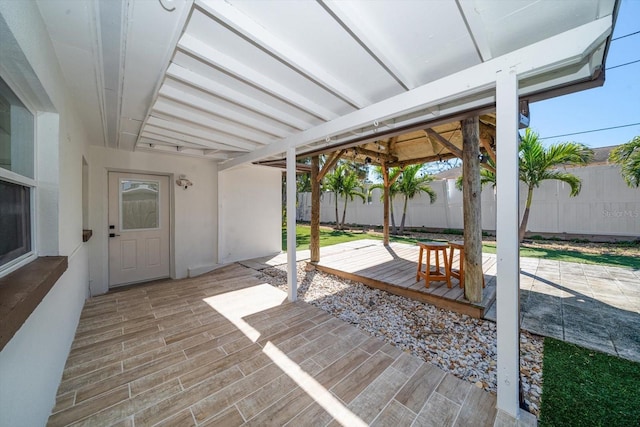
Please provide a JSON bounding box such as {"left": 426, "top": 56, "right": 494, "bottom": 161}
{"left": 495, "top": 68, "right": 521, "bottom": 418}
{"left": 286, "top": 147, "right": 298, "bottom": 302}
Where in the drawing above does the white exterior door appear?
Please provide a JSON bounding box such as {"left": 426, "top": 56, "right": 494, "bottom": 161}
{"left": 108, "top": 172, "right": 170, "bottom": 287}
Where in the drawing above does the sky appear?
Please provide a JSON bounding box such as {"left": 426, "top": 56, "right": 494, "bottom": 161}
{"left": 529, "top": 0, "right": 640, "bottom": 149}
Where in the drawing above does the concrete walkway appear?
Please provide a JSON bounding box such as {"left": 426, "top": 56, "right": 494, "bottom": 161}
{"left": 485, "top": 257, "right": 640, "bottom": 362}
{"left": 247, "top": 244, "right": 640, "bottom": 363}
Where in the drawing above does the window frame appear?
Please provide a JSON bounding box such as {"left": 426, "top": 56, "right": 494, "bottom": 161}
{"left": 0, "top": 74, "right": 38, "bottom": 277}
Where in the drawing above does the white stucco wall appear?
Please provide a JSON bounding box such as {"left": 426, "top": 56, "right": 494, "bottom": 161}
{"left": 218, "top": 164, "right": 282, "bottom": 263}
{"left": 0, "top": 2, "right": 92, "bottom": 426}
{"left": 88, "top": 146, "right": 219, "bottom": 295}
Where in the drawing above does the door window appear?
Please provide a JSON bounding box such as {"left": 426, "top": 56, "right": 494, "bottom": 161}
{"left": 120, "top": 179, "right": 160, "bottom": 230}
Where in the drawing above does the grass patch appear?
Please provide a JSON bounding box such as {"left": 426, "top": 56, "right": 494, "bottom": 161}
{"left": 540, "top": 338, "right": 640, "bottom": 426}
{"left": 282, "top": 225, "right": 419, "bottom": 250}
{"left": 285, "top": 225, "right": 639, "bottom": 269}
{"left": 481, "top": 243, "right": 640, "bottom": 269}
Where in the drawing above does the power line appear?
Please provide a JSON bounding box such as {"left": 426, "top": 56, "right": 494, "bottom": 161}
{"left": 606, "top": 58, "right": 640, "bottom": 70}
{"left": 539, "top": 122, "right": 640, "bottom": 140}
{"left": 612, "top": 30, "right": 640, "bottom": 41}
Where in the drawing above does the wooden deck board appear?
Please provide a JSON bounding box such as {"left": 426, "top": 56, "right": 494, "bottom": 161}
{"left": 315, "top": 241, "right": 496, "bottom": 318}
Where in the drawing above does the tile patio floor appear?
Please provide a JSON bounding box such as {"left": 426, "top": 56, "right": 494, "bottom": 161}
{"left": 484, "top": 257, "right": 640, "bottom": 362}
{"left": 48, "top": 263, "right": 498, "bottom": 426}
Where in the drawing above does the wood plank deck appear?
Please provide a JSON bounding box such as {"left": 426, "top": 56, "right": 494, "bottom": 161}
{"left": 314, "top": 240, "right": 497, "bottom": 318}
{"left": 48, "top": 263, "right": 498, "bottom": 426}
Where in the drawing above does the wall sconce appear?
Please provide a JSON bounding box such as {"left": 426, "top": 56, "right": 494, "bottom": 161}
{"left": 176, "top": 174, "right": 193, "bottom": 189}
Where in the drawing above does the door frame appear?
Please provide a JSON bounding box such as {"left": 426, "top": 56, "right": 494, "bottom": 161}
{"left": 104, "top": 168, "right": 175, "bottom": 288}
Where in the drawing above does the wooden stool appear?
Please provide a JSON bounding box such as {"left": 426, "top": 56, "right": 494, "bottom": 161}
{"left": 416, "top": 242, "right": 451, "bottom": 288}
{"left": 448, "top": 240, "right": 485, "bottom": 289}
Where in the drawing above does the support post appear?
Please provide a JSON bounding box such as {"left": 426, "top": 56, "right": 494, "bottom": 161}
{"left": 310, "top": 156, "right": 320, "bottom": 264}
{"left": 461, "top": 117, "right": 483, "bottom": 303}
{"left": 495, "top": 68, "right": 521, "bottom": 418}
{"left": 286, "top": 147, "right": 297, "bottom": 302}
{"left": 382, "top": 163, "right": 390, "bottom": 246}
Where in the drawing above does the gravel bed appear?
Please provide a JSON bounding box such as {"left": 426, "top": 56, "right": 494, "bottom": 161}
{"left": 258, "top": 262, "right": 544, "bottom": 416}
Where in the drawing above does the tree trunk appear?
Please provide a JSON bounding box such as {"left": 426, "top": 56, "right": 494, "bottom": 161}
{"left": 310, "top": 156, "right": 320, "bottom": 263}
{"left": 519, "top": 185, "right": 534, "bottom": 242}
{"left": 341, "top": 196, "right": 348, "bottom": 229}
{"left": 400, "top": 196, "right": 409, "bottom": 235}
{"left": 382, "top": 165, "right": 390, "bottom": 245}
{"left": 334, "top": 192, "right": 340, "bottom": 230}
{"left": 390, "top": 198, "right": 397, "bottom": 235}
{"left": 462, "top": 117, "right": 483, "bottom": 303}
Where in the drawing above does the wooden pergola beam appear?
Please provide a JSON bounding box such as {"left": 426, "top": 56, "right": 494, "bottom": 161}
{"left": 388, "top": 153, "right": 458, "bottom": 168}
{"left": 425, "top": 128, "right": 464, "bottom": 159}
{"left": 481, "top": 162, "right": 496, "bottom": 174}
{"left": 479, "top": 122, "right": 497, "bottom": 165}
{"left": 317, "top": 149, "right": 344, "bottom": 182}
{"left": 350, "top": 146, "right": 398, "bottom": 163}
{"left": 310, "top": 156, "right": 320, "bottom": 264}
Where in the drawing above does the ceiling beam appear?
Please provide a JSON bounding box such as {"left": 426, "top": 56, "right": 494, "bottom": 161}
{"left": 318, "top": 0, "right": 416, "bottom": 90}
{"left": 219, "top": 17, "right": 611, "bottom": 171}
{"left": 146, "top": 116, "right": 260, "bottom": 151}
{"left": 178, "top": 33, "right": 338, "bottom": 122}
{"left": 152, "top": 99, "right": 274, "bottom": 145}
{"left": 425, "top": 128, "right": 463, "bottom": 159}
{"left": 195, "top": 0, "right": 370, "bottom": 109}
{"left": 141, "top": 128, "right": 246, "bottom": 153}
{"left": 136, "top": 145, "right": 229, "bottom": 160}
{"left": 139, "top": 136, "right": 208, "bottom": 151}
{"left": 143, "top": 128, "right": 248, "bottom": 154}
{"left": 159, "top": 84, "right": 293, "bottom": 138}
{"left": 165, "top": 64, "right": 312, "bottom": 131}
{"left": 455, "top": 0, "right": 493, "bottom": 62}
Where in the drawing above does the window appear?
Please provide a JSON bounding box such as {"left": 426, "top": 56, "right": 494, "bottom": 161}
{"left": 120, "top": 179, "right": 160, "bottom": 230}
{"left": 0, "top": 76, "right": 35, "bottom": 272}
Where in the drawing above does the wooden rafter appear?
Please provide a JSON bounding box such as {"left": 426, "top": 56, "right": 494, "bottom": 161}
{"left": 317, "top": 149, "right": 344, "bottom": 182}
{"left": 479, "top": 122, "right": 497, "bottom": 165}
{"left": 481, "top": 163, "right": 496, "bottom": 174}
{"left": 350, "top": 147, "right": 398, "bottom": 163}
{"left": 425, "top": 128, "right": 463, "bottom": 159}
{"left": 388, "top": 153, "right": 458, "bottom": 168}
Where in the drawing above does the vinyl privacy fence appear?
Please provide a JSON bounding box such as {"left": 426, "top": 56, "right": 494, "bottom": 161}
{"left": 296, "top": 164, "right": 639, "bottom": 238}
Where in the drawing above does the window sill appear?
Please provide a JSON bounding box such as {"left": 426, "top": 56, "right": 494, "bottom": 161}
{"left": 0, "top": 256, "right": 68, "bottom": 351}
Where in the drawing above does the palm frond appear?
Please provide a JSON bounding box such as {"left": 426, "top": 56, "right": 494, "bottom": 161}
{"left": 609, "top": 136, "right": 640, "bottom": 188}
{"left": 542, "top": 171, "right": 583, "bottom": 196}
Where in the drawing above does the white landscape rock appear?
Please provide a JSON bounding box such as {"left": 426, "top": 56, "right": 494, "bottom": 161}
{"left": 259, "top": 262, "right": 544, "bottom": 416}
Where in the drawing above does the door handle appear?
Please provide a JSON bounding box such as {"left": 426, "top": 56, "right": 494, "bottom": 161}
{"left": 109, "top": 233, "right": 121, "bottom": 238}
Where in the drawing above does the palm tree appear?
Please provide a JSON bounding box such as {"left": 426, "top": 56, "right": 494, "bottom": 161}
{"left": 396, "top": 164, "right": 437, "bottom": 234}
{"left": 324, "top": 163, "right": 345, "bottom": 228}
{"left": 369, "top": 166, "right": 402, "bottom": 234}
{"left": 455, "top": 156, "right": 498, "bottom": 192}
{"left": 339, "top": 168, "right": 366, "bottom": 229}
{"left": 609, "top": 135, "right": 640, "bottom": 188}
{"left": 325, "top": 163, "right": 366, "bottom": 229}
{"left": 458, "top": 129, "right": 593, "bottom": 242}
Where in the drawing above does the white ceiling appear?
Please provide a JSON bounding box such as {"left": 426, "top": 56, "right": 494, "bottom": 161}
{"left": 36, "top": 0, "right": 618, "bottom": 166}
